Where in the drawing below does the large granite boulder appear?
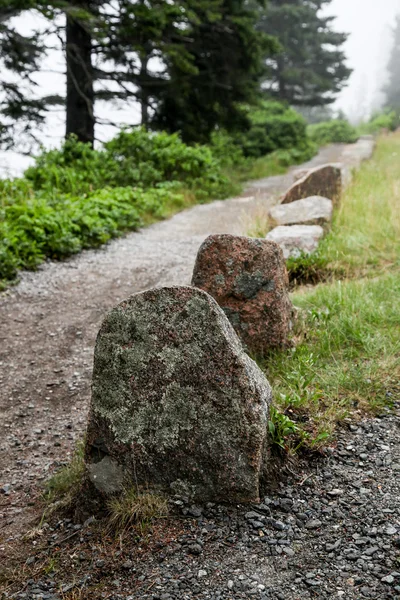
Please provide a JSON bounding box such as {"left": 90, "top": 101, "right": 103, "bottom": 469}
{"left": 191, "top": 235, "right": 292, "bottom": 354}
{"left": 85, "top": 286, "right": 272, "bottom": 503}
{"left": 266, "top": 225, "right": 324, "bottom": 259}
{"left": 281, "top": 164, "right": 342, "bottom": 205}
{"left": 269, "top": 196, "right": 333, "bottom": 229}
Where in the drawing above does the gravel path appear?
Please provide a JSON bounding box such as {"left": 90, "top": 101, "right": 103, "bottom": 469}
{"left": 0, "top": 141, "right": 383, "bottom": 592}
{"left": 3, "top": 413, "right": 400, "bottom": 600}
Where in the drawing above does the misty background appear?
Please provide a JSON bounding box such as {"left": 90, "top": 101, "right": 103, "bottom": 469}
{"left": 1, "top": 0, "right": 399, "bottom": 175}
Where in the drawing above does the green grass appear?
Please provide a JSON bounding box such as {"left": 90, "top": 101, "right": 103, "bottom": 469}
{"left": 318, "top": 138, "right": 400, "bottom": 278}
{"left": 261, "top": 133, "right": 400, "bottom": 451}
{"left": 226, "top": 144, "right": 316, "bottom": 185}
{"left": 107, "top": 488, "right": 168, "bottom": 534}
{"left": 44, "top": 442, "right": 85, "bottom": 507}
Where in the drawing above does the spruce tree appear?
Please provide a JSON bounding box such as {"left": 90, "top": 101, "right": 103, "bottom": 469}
{"left": 0, "top": 0, "right": 277, "bottom": 149}
{"left": 0, "top": 0, "right": 48, "bottom": 149}
{"left": 149, "top": 0, "right": 277, "bottom": 143}
{"left": 258, "top": 0, "right": 351, "bottom": 107}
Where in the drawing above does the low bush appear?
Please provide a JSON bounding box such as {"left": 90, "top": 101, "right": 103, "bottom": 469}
{"left": 308, "top": 119, "right": 359, "bottom": 146}
{"left": 358, "top": 110, "right": 398, "bottom": 135}
{"left": 25, "top": 129, "right": 233, "bottom": 201}
{"left": 240, "top": 100, "right": 313, "bottom": 158}
{"left": 0, "top": 183, "right": 185, "bottom": 281}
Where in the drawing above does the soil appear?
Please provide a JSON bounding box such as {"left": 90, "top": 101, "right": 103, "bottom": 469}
{"left": 2, "top": 142, "right": 393, "bottom": 600}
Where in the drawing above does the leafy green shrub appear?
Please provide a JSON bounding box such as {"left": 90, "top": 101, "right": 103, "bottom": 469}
{"left": 358, "top": 111, "right": 398, "bottom": 135}
{"left": 268, "top": 406, "right": 300, "bottom": 450}
{"left": 239, "top": 101, "right": 312, "bottom": 158}
{"left": 209, "top": 130, "right": 245, "bottom": 167}
{"left": 25, "top": 129, "right": 234, "bottom": 201}
{"left": 308, "top": 119, "right": 359, "bottom": 146}
{"left": 0, "top": 184, "right": 184, "bottom": 281}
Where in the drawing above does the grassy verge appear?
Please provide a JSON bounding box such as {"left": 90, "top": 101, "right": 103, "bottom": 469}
{"left": 225, "top": 144, "right": 316, "bottom": 186}
{"left": 262, "top": 133, "right": 400, "bottom": 452}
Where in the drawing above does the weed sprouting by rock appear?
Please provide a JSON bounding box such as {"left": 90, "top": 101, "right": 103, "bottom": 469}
{"left": 107, "top": 488, "right": 168, "bottom": 534}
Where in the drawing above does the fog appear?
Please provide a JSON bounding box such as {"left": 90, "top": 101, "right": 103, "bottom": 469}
{"left": 327, "top": 0, "right": 399, "bottom": 122}
{"left": 1, "top": 0, "right": 399, "bottom": 174}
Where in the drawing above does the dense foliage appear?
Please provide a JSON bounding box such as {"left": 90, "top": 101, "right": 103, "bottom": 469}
{"left": 308, "top": 119, "right": 359, "bottom": 146}
{"left": 0, "top": 113, "right": 320, "bottom": 285}
{"left": 359, "top": 111, "right": 398, "bottom": 135}
{"left": 25, "top": 129, "right": 232, "bottom": 200}
{"left": 0, "top": 183, "right": 184, "bottom": 281}
{"left": 0, "top": 0, "right": 48, "bottom": 149}
{"left": 149, "top": 0, "right": 278, "bottom": 143}
{"left": 258, "top": 0, "right": 351, "bottom": 107}
{"left": 0, "top": 129, "right": 237, "bottom": 283}
{"left": 0, "top": 0, "right": 277, "bottom": 147}
{"left": 238, "top": 101, "right": 315, "bottom": 158}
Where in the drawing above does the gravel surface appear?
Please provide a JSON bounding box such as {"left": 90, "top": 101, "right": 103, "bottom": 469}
{"left": 2, "top": 412, "right": 399, "bottom": 599}
{"left": 1, "top": 141, "right": 390, "bottom": 600}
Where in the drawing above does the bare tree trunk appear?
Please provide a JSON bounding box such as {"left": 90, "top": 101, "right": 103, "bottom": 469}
{"left": 66, "top": 3, "right": 94, "bottom": 145}
{"left": 140, "top": 54, "right": 149, "bottom": 127}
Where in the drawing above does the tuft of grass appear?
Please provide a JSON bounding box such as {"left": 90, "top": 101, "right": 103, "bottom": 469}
{"left": 44, "top": 441, "right": 85, "bottom": 507}
{"left": 286, "top": 250, "right": 332, "bottom": 287}
{"left": 244, "top": 206, "right": 272, "bottom": 239}
{"left": 107, "top": 488, "right": 168, "bottom": 534}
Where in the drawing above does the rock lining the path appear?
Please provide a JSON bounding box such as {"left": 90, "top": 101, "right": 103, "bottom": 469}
{"left": 85, "top": 285, "right": 272, "bottom": 503}
{"left": 266, "top": 225, "right": 324, "bottom": 259}
{"left": 281, "top": 163, "right": 342, "bottom": 205}
{"left": 191, "top": 234, "right": 292, "bottom": 354}
{"left": 269, "top": 196, "right": 333, "bottom": 229}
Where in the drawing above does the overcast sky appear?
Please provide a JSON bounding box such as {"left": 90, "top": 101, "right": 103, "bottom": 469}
{"left": 327, "top": 0, "right": 399, "bottom": 121}
{"left": 1, "top": 0, "right": 400, "bottom": 175}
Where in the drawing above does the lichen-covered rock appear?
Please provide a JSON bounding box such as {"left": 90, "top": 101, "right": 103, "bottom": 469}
{"left": 269, "top": 196, "right": 333, "bottom": 229}
{"left": 191, "top": 235, "right": 292, "bottom": 354}
{"left": 266, "top": 225, "right": 324, "bottom": 259}
{"left": 85, "top": 286, "right": 272, "bottom": 503}
{"left": 281, "top": 164, "right": 342, "bottom": 205}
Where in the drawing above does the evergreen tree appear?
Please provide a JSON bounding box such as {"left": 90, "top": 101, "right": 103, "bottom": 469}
{"left": 0, "top": 0, "right": 48, "bottom": 149}
{"left": 258, "top": 0, "right": 351, "bottom": 106}
{"left": 384, "top": 15, "right": 400, "bottom": 115}
{"left": 150, "top": 0, "right": 277, "bottom": 143}
{"left": 0, "top": 0, "right": 277, "bottom": 149}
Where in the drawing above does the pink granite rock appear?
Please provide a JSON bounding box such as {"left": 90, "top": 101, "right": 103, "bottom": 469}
{"left": 191, "top": 235, "right": 292, "bottom": 354}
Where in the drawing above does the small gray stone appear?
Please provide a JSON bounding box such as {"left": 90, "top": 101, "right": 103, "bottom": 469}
{"left": 305, "top": 519, "right": 322, "bottom": 530}
{"left": 87, "top": 456, "right": 124, "bottom": 495}
{"left": 198, "top": 570, "right": 207, "bottom": 579}
{"left": 269, "top": 196, "right": 333, "bottom": 228}
{"left": 188, "top": 544, "right": 203, "bottom": 555}
{"left": 266, "top": 225, "right": 324, "bottom": 259}
{"left": 272, "top": 520, "right": 286, "bottom": 531}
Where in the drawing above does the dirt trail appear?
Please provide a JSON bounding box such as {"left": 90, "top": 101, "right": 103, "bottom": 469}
{"left": 0, "top": 143, "right": 371, "bottom": 547}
